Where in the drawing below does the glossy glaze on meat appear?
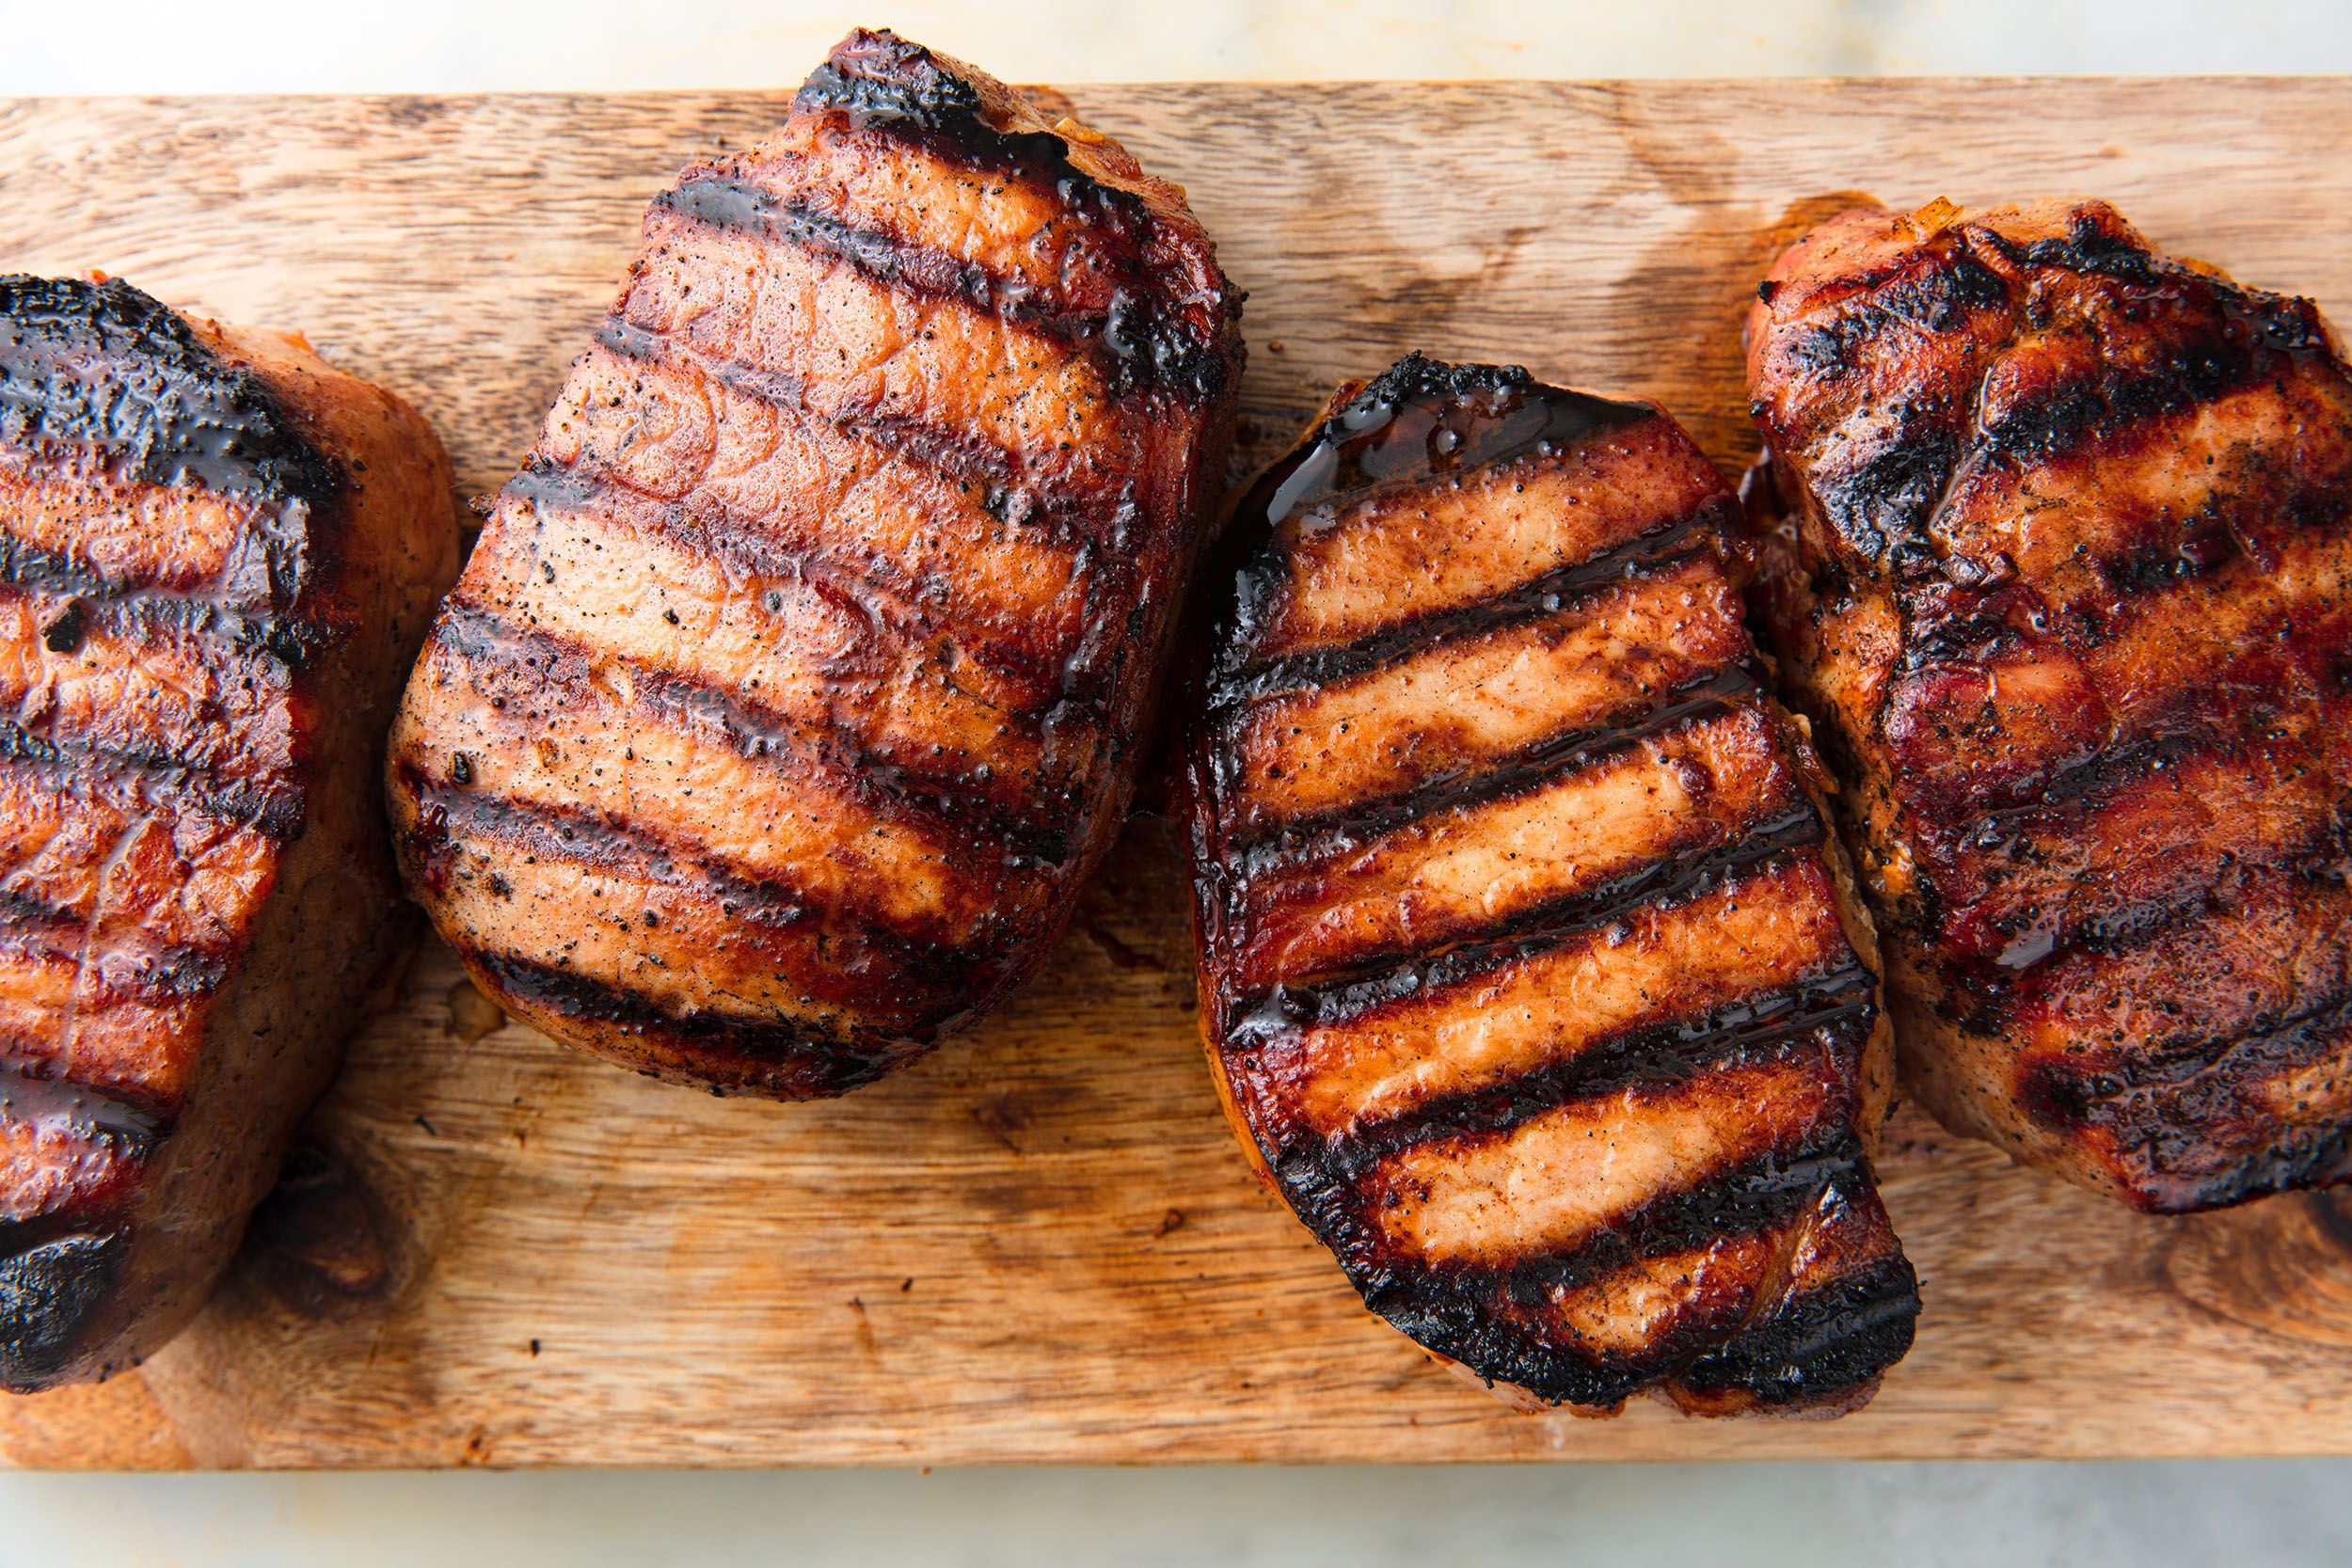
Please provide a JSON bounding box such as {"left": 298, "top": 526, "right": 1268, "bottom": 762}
{"left": 0, "top": 276, "right": 456, "bottom": 1389}
{"left": 1181, "top": 355, "right": 1917, "bottom": 1415}
{"left": 1747, "top": 198, "right": 2352, "bottom": 1212}
{"left": 387, "top": 28, "right": 1243, "bottom": 1097}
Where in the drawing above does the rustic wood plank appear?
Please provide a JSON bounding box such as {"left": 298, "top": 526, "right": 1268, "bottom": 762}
{"left": 2, "top": 77, "right": 2350, "bottom": 1466}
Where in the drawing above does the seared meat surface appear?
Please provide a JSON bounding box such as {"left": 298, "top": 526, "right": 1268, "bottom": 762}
{"left": 0, "top": 276, "right": 455, "bottom": 1389}
{"left": 1747, "top": 198, "right": 2352, "bottom": 1212}
{"left": 388, "top": 28, "right": 1243, "bottom": 1097}
{"left": 1181, "top": 355, "right": 1916, "bottom": 1415}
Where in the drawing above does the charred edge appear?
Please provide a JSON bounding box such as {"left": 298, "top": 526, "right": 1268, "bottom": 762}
{"left": 403, "top": 770, "right": 1006, "bottom": 994}
{"left": 468, "top": 949, "right": 906, "bottom": 1096}
{"left": 0, "top": 275, "right": 339, "bottom": 612}
{"left": 1672, "top": 1251, "right": 1920, "bottom": 1407}
{"left": 1211, "top": 501, "right": 1726, "bottom": 707}
{"left": 1222, "top": 819, "right": 1828, "bottom": 1044}
{"left": 2018, "top": 988, "right": 2352, "bottom": 1210}
{"left": 790, "top": 28, "right": 1242, "bottom": 401}
{"left": 1229, "top": 662, "right": 1762, "bottom": 875}
{"left": 0, "top": 1055, "right": 167, "bottom": 1157}
{"left": 0, "top": 715, "right": 306, "bottom": 841}
{"left": 502, "top": 461, "right": 1081, "bottom": 708}
{"left": 432, "top": 598, "right": 1071, "bottom": 867}
{"left": 0, "top": 888, "right": 230, "bottom": 1002}
{"left": 1217, "top": 356, "right": 1663, "bottom": 659}
{"left": 589, "top": 317, "right": 1112, "bottom": 531}
{"left": 0, "top": 530, "right": 332, "bottom": 668}
{"left": 0, "top": 1225, "right": 130, "bottom": 1390}
{"left": 1773, "top": 245, "right": 2010, "bottom": 385}
{"left": 1329, "top": 1128, "right": 1891, "bottom": 1410}
{"left": 1325, "top": 959, "right": 1881, "bottom": 1179}
{"left": 658, "top": 176, "right": 1227, "bottom": 400}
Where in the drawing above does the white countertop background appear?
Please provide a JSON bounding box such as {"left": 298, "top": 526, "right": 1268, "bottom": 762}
{"left": 4, "top": 3, "right": 2351, "bottom": 1562}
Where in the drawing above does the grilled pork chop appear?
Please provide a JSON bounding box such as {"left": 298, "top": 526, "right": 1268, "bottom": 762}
{"left": 0, "top": 276, "right": 455, "bottom": 1389}
{"left": 388, "top": 28, "right": 1243, "bottom": 1097}
{"left": 1181, "top": 355, "right": 1917, "bottom": 1415}
{"left": 1747, "top": 198, "right": 2352, "bottom": 1212}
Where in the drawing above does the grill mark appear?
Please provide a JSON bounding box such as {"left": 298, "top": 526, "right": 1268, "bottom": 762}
{"left": 0, "top": 277, "right": 338, "bottom": 619}
{"left": 1777, "top": 245, "right": 2010, "bottom": 381}
{"left": 1223, "top": 821, "right": 1828, "bottom": 1044}
{"left": 591, "top": 316, "right": 1108, "bottom": 534}
{"left": 431, "top": 600, "right": 1068, "bottom": 866}
{"left": 1672, "top": 1251, "right": 1921, "bottom": 1407}
{"left": 0, "top": 277, "right": 335, "bottom": 507}
{"left": 0, "top": 1054, "right": 167, "bottom": 1159}
{"left": 660, "top": 176, "right": 1116, "bottom": 357}
{"left": 467, "top": 950, "right": 906, "bottom": 1097}
{"left": 0, "top": 1225, "right": 130, "bottom": 1388}
{"left": 0, "top": 528, "right": 330, "bottom": 669}
{"left": 1231, "top": 662, "right": 1762, "bottom": 874}
{"left": 0, "top": 888, "right": 230, "bottom": 1003}
{"left": 404, "top": 770, "right": 1002, "bottom": 978}
{"left": 0, "top": 715, "right": 304, "bottom": 842}
{"left": 502, "top": 461, "right": 1070, "bottom": 700}
{"left": 1322, "top": 1125, "right": 1896, "bottom": 1410}
{"left": 787, "top": 30, "right": 1232, "bottom": 402}
{"left": 1324, "top": 958, "right": 1881, "bottom": 1178}
{"left": 2017, "top": 988, "right": 2352, "bottom": 1210}
{"left": 1211, "top": 502, "right": 1724, "bottom": 709}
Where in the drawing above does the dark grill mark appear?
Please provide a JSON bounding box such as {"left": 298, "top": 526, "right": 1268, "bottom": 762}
{"left": 0, "top": 1055, "right": 167, "bottom": 1158}
{"left": 0, "top": 888, "right": 230, "bottom": 1002}
{"left": 430, "top": 600, "right": 1071, "bottom": 867}
{"left": 1314, "top": 1125, "right": 1906, "bottom": 1411}
{"left": 1221, "top": 820, "right": 1828, "bottom": 1045}
{"left": 404, "top": 770, "right": 1005, "bottom": 990}
{"left": 660, "top": 177, "right": 1216, "bottom": 400}
{"left": 788, "top": 30, "right": 1234, "bottom": 402}
{"left": 590, "top": 317, "right": 1111, "bottom": 532}
{"left": 0, "top": 1227, "right": 129, "bottom": 1391}
{"left": 1324, "top": 958, "right": 1880, "bottom": 1177}
{"left": 1672, "top": 1252, "right": 1920, "bottom": 1406}
{"left": 1211, "top": 502, "right": 1726, "bottom": 708}
{"left": 503, "top": 461, "right": 1075, "bottom": 705}
{"left": 469, "top": 951, "right": 913, "bottom": 1097}
{"left": 0, "top": 526, "right": 331, "bottom": 668}
{"left": 0, "top": 715, "right": 305, "bottom": 841}
{"left": 1229, "top": 662, "right": 1762, "bottom": 874}
{"left": 0, "top": 275, "right": 338, "bottom": 615}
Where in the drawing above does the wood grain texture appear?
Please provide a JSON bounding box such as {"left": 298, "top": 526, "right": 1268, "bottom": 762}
{"left": 3, "top": 77, "right": 2351, "bottom": 1467}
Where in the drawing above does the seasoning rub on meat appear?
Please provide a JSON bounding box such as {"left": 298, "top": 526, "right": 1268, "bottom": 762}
{"left": 1181, "top": 355, "right": 1918, "bottom": 1415}
{"left": 0, "top": 276, "right": 455, "bottom": 1389}
{"left": 388, "top": 29, "right": 1243, "bottom": 1097}
{"left": 1748, "top": 198, "right": 2352, "bottom": 1212}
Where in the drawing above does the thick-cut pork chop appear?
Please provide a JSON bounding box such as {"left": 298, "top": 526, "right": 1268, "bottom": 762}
{"left": 388, "top": 28, "right": 1244, "bottom": 1097}
{"left": 0, "top": 275, "right": 455, "bottom": 1389}
{"left": 1181, "top": 355, "right": 1917, "bottom": 1415}
{"left": 1747, "top": 198, "right": 2352, "bottom": 1212}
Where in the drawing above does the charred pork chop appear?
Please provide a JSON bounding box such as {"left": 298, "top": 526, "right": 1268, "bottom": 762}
{"left": 388, "top": 28, "right": 1243, "bottom": 1098}
{"left": 0, "top": 276, "right": 455, "bottom": 1390}
{"left": 1181, "top": 355, "right": 1917, "bottom": 1415}
{"left": 1747, "top": 198, "right": 2352, "bottom": 1212}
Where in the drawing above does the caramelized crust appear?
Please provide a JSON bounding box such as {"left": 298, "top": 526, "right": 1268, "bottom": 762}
{"left": 1746, "top": 198, "right": 2352, "bottom": 1212}
{"left": 1181, "top": 356, "right": 1916, "bottom": 1415}
{"left": 0, "top": 275, "right": 456, "bottom": 1388}
{"left": 387, "top": 28, "right": 1243, "bottom": 1096}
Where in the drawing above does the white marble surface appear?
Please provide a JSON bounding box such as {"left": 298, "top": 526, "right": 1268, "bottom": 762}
{"left": 6, "top": 2, "right": 2352, "bottom": 1562}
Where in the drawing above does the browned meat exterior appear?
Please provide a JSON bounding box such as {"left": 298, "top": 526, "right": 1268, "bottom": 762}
{"left": 0, "top": 276, "right": 456, "bottom": 1389}
{"left": 387, "top": 28, "right": 1243, "bottom": 1097}
{"left": 1746, "top": 198, "right": 2352, "bottom": 1212}
{"left": 1180, "top": 355, "right": 1916, "bottom": 1416}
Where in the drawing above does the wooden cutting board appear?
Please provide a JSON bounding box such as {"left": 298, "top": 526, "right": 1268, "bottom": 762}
{"left": 3, "top": 76, "right": 2351, "bottom": 1468}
